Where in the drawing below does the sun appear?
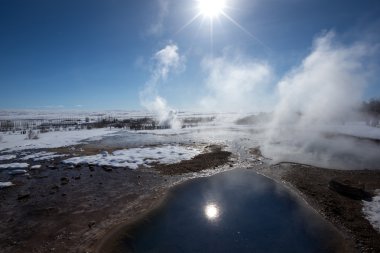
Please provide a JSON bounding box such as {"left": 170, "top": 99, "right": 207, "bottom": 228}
{"left": 198, "top": 0, "right": 227, "bottom": 18}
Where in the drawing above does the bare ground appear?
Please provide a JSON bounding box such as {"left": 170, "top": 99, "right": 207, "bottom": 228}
{"left": 0, "top": 145, "right": 232, "bottom": 253}
{"left": 257, "top": 163, "right": 380, "bottom": 253}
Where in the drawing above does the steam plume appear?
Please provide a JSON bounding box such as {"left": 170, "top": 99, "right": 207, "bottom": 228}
{"left": 140, "top": 43, "right": 185, "bottom": 129}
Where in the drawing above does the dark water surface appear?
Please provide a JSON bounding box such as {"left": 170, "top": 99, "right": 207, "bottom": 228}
{"left": 112, "top": 169, "right": 344, "bottom": 253}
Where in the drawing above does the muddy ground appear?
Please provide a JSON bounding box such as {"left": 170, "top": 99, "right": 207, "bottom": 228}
{"left": 0, "top": 145, "right": 232, "bottom": 253}
{"left": 257, "top": 163, "right": 380, "bottom": 253}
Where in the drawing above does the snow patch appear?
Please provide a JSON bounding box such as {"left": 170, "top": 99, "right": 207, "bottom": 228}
{"left": 0, "top": 154, "right": 16, "bottom": 161}
{"left": 8, "top": 170, "right": 28, "bottom": 175}
{"left": 63, "top": 145, "right": 201, "bottom": 170}
{"left": 0, "top": 182, "right": 13, "bottom": 188}
{"left": 21, "top": 151, "right": 66, "bottom": 161}
{"left": 0, "top": 128, "right": 119, "bottom": 152}
{"left": 0, "top": 163, "right": 29, "bottom": 169}
{"left": 363, "top": 191, "right": 380, "bottom": 233}
{"left": 30, "top": 165, "right": 42, "bottom": 169}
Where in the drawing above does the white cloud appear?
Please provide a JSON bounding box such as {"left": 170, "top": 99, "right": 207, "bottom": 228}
{"left": 199, "top": 54, "right": 274, "bottom": 112}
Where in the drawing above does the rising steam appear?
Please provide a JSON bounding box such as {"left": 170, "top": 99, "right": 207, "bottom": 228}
{"left": 140, "top": 43, "right": 185, "bottom": 129}
{"left": 262, "top": 31, "right": 379, "bottom": 169}
{"left": 200, "top": 52, "right": 274, "bottom": 113}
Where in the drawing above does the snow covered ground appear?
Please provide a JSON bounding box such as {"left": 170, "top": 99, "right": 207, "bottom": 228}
{"left": 0, "top": 109, "right": 223, "bottom": 121}
{"left": 363, "top": 191, "right": 380, "bottom": 233}
{"left": 0, "top": 154, "right": 16, "bottom": 161}
{"left": 21, "top": 151, "right": 66, "bottom": 161}
{"left": 0, "top": 128, "right": 119, "bottom": 152}
{"left": 63, "top": 145, "right": 201, "bottom": 169}
{"left": 0, "top": 109, "right": 154, "bottom": 120}
{"left": 0, "top": 182, "right": 13, "bottom": 188}
{"left": 0, "top": 163, "right": 29, "bottom": 169}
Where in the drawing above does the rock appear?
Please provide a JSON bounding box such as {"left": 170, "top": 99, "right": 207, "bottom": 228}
{"left": 329, "top": 179, "right": 373, "bottom": 201}
{"left": 88, "top": 221, "right": 96, "bottom": 228}
{"left": 51, "top": 185, "right": 60, "bottom": 191}
{"left": 74, "top": 175, "right": 81, "bottom": 180}
{"left": 60, "top": 177, "right": 69, "bottom": 185}
{"left": 48, "top": 165, "right": 57, "bottom": 170}
{"left": 17, "top": 192, "right": 30, "bottom": 200}
{"left": 249, "top": 147, "right": 263, "bottom": 157}
{"left": 102, "top": 166, "right": 112, "bottom": 172}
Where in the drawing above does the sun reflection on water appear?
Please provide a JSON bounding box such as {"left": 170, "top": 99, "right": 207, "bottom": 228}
{"left": 204, "top": 203, "right": 220, "bottom": 220}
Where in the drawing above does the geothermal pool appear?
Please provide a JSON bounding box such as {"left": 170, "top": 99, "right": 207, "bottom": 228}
{"left": 110, "top": 169, "right": 345, "bottom": 253}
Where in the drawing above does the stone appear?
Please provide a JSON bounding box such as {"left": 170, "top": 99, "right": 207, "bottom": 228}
{"left": 17, "top": 192, "right": 30, "bottom": 200}
{"left": 60, "top": 177, "right": 69, "bottom": 185}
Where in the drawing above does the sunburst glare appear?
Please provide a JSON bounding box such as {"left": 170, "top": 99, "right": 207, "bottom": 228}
{"left": 172, "top": 0, "right": 270, "bottom": 52}
{"left": 198, "top": 0, "right": 227, "bottom": 18}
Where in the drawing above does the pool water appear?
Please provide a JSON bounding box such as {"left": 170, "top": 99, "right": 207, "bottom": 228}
{"left": 112, "top": 169, "right": 345, "bottom": 253}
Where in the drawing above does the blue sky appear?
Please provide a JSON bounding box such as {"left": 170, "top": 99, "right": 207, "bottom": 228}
{"left": 0, "top": 0, "right": 379, "bottom": 110}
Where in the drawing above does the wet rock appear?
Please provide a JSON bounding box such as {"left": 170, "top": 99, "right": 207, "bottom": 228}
{"left": 329, "top": 179, "right": 373, "bottom": 201}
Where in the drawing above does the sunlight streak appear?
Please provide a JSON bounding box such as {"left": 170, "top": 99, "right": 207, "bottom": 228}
{"left": 221, "top": 11, "right": 271, "bottom": 52}
{"left": 175, "top": 13, "right": 202, "bottom": 35}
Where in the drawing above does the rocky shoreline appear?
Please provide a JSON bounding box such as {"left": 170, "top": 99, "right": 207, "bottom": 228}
{"left": 257, "top": 163, "right": 380, "bottom": 253}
